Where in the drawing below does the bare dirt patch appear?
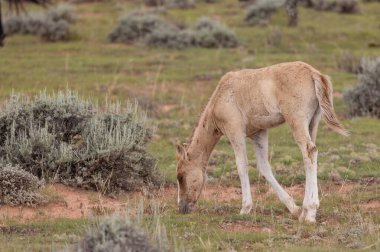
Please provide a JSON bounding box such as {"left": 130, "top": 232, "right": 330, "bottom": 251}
{"left": 363, "top": 200, "right": 380, "bottom": 212}
{"left": 220, "top": 220, "right": 273, "bottom": 233}
{"left": 0, "top": 182, "right": 365, "bottom": 224}
{"left": 0, "top": 184, "right": 141, "bottom": 223}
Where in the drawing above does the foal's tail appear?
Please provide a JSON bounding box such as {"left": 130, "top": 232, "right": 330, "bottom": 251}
{"left": 312, "top": 73, "right": 349, "bottom": 136}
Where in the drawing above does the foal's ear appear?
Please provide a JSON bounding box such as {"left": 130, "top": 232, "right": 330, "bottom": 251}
{"left": 176, "top": 143, "right": 188, "bottom": 160}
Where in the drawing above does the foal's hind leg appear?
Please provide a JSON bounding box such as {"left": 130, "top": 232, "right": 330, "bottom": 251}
{"left": 253, "top": 130, "right": 300, "bottom": 216}
{"left": 290, "top": 119, "right": 320, "bottom": 223}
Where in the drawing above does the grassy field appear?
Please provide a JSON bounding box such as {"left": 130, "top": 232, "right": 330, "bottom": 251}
{"left": 0, "top": 0, "right": 379, "bottom": 251}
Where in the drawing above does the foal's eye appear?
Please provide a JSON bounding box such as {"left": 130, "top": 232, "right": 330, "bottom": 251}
{"left": 177, "top": 175, "right": 183, "bottom": 183}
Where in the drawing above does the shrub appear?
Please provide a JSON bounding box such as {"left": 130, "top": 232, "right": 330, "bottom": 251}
{"left": 0, "top": 164, "right": 46, "bottom": 207}
{"left": 306, "top": 0, "right": 360, "bottom": 13}
{"left": 109, "top": 12, "right": 239, "bottom": 49}
{"left": 193, "top": 17, "right": 239, "bottom": 48}
{"left": 143, "top": 0, "right": 166, "bottom": 7}
{"left": 145, "top": 27, "right": 195, "bottom": 49}
{"left": 245, "top": 0, "right": 285, "bottom": 25}
{"left": 108, "top": 13, "right": 175, "bottom": 44}
{"left": 0, "top": 90, "right": 161, "bottom": 195}
{"left": 45, "top": 4, "right": 76, "bottom": 24}
{"left": 343, "top": 57, "right": 380, "bottom": 118}
{"left": 4, "top": 4, "right": 76, "bottom": 41}
{"left": 77, "top": 213, "right": 168, "bottom": 252}
{"left": 337, "top": 51, "right": 361, "bottom": 74}
{"left": 166, "top": 0, "right": 195, "bottom": 9}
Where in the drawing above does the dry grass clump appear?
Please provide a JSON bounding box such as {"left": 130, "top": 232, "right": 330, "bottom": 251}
{"left": 266, "top": 26, "right": 283, "bottom": 46}
{"left": 0, "top": 90, "right": 161, "bottom": 195}
{"left": 343, "top": 57, "right": 380, "bottom": 118}
{"left": 337, "top": 51, "right": 361, "bottom": 73}
{"left": 0, "top": 164, "right": 46, "bottom": 207}
{"left": 109, "top": 12, "right": 239, "bottom": 49}
{"left": 3, "top": 4, "right": 76, "bottom": 41}
{"left": 336, "top": 213, "right": 378, "bottom": 249}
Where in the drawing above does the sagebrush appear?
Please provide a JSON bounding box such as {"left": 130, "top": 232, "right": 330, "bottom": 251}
{"left": 77, "top": 212, "right": 168, "bottom": 252}
{"left": 0, "top": 91, "right": 161, "bottom": 195}
{"left": 193, "top": 17, "right": 239, "bottom": 48}
{"left": 166, "top": 0, "right": 195, "bottom": 9}
{"left": 343, "top": 57, "right": 380, "bottom": 118}
{"left": 4, "top": 4, "right": 76, "bottom": 41}
{"left": 108, "top": 13, "right": 174, "bottom": 44}
{"left": 0, "top": 164, "right": 46, "bottom": 206}
{"left": 109, "top": 12, "right": 238, "bottom": 49}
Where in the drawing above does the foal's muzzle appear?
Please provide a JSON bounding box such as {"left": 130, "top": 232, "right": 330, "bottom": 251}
{"left": 178, "top": 199, "right": 193, "bottom": 214}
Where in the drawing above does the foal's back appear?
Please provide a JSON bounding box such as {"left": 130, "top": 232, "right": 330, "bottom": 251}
{"left": 211, "top": 61, "right": 320, "bottom": 136}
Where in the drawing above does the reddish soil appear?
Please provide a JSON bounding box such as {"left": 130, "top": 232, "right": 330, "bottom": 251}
{"left": 363, "top": 200, "right": 380, "bottom": 212}
{"left": 0, "top": 182, "right": 372, "bottom": 224}
{"left": 220, "top": 220, "right": 273, "bottom": 233}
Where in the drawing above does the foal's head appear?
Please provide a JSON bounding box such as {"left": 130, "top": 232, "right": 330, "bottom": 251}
{"left": 176, "top": 143, "right": 205, "bottom": 213}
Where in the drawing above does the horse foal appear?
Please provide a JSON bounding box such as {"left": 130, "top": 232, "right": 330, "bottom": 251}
{"left": 176, "top": 61, "right": 348, "bottom": 223}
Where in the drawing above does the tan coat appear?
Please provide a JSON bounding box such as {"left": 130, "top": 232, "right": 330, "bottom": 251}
{"left": 176, "top": 61, "right": 347, "bottom": 223}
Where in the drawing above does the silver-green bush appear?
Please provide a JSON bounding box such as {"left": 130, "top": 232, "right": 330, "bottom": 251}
{"left": 145, "top": 28, "right": 195, "bottom": 49}
{"left": 193, "top": 17, "right": 239, "bottom": 48}
{"left": 166, "top": 0, "right": 195, "bottom": 9}
{"left": 343, "top": 57, "right": 380, "bottom": 118}
{"left": 109, "top": 12, "right": 239, "bottom": 49}
{"left": 0, "top": 90, "right": 161, "bottom": 195}
{"left": 245, "top": 0, "right": 285, "bottom": 25}
{"left": 108, "top": 13, "right": 174, "bottom": 44}
{"left": 0, "top": 164, "right": 46, "bottom": 207}
{"left": 4, "top": 4, "right": 76, "bottom": 42}
{"left": 77, "top": 213, "right": 167, "bottom": 252}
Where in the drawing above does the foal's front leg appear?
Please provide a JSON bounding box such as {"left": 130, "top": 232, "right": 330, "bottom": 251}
{"left": 228, "top": 134, "right": 253, "bottom": 214}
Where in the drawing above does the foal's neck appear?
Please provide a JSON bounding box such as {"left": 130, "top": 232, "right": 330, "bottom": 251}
{"left": 187, "top": 109, "right": 221, "bottom": 169}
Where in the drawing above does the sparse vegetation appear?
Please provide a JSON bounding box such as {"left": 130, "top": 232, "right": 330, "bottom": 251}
{"left": 0, "top": 164, "right": 46, "bottom": 207}
{"left": 3, "top": 4, "right": 76, "bottom": 42}
{"left": 343, "top": 57, "right": 380, "bottom": 118}
{"left": 0, "top": 91, "right": 161, "bottom": 194}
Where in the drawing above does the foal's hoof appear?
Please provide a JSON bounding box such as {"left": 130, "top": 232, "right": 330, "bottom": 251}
{"left": 298, "top": 208, "right": 316, "bottom": 223}
{"left": 240, "top": 205, "right": 253, "bottom": 214}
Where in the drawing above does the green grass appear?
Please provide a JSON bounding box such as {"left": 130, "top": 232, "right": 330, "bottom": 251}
{"left": 0, "top": 0, "right": 380, "bottom": 251}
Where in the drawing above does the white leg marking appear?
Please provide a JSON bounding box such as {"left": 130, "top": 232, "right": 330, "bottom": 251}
{"left": 230, "top": 137, "right": 253, "bottom": 214}
{"left": 299, "top": 142, "right": 319, "bottom": 223}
